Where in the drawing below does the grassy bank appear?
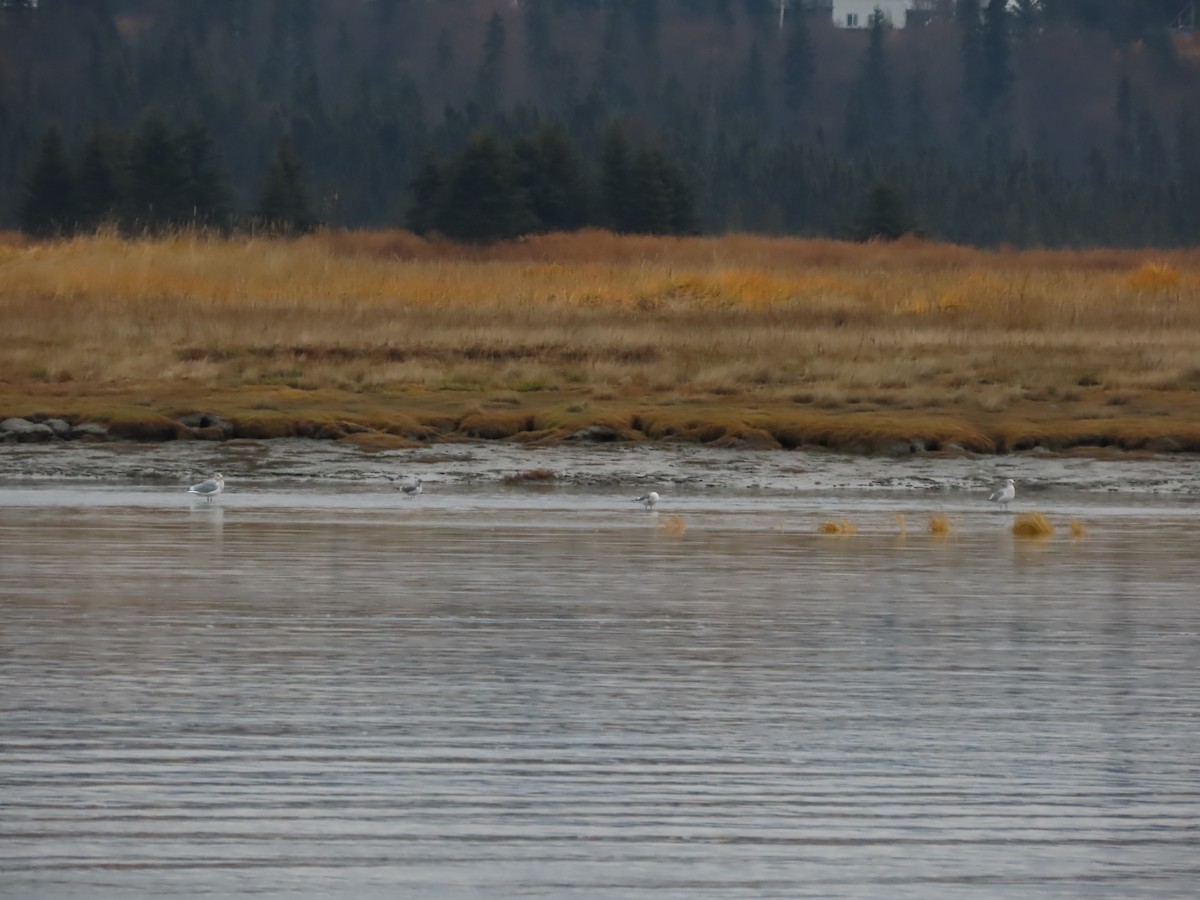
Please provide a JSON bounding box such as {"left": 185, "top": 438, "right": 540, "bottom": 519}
{"left": 2, "top": 229, "right": 1199, "bottom": 454}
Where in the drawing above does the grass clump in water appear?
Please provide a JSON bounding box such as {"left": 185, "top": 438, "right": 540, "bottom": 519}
{"left": 928, "top": 513, "right": 953, "bottom": 536}
{"left": 1070, "top": 518, "right": 1088, "bottom": 538}
{"left": 818, "top": 518, "right": 858, "bottom": 535}
{"left": 656, "top": 514, "right": 687, "bottom": 535}
{"left": 1013, "top": 512, "right": 1055, "bottom": 537}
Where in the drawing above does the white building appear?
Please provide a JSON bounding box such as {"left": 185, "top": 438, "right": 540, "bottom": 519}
{"left": 832, "top": 0, "right": 910, "bottom": 29}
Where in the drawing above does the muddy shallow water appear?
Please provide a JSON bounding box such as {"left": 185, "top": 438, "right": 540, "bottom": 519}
{"left": 2, "top": 442, "right": 1199, "bottom": 898}
{"left": 3, "top": 438, "right": 1200, "bottom": 496}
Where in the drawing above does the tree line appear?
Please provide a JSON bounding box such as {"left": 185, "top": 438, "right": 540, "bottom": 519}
{"left": 2, "top": 0, "right": 1199, "bottom": 246}
{"left": 18, "top": 118, "right": 314, "bottom": 237}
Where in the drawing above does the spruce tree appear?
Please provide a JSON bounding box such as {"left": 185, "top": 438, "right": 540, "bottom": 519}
{"left": 600, "top": 126, "right": 637, "bottom": 233}
{"left": 407, "top": 156, "right": 447, "bottom": 236}
{"left": 475, "top": 12, "right": 506, "bottom": 115}
{"left": 76, "top": 129, "right": 122, "bottom": 231}
{"left": 179, "top": 122, "right": 231, "bottom": 229}
{"left": 958, "top": 0, "right": 984, "bottom": 113}
{"left": 256, "top": 135, "right": 316, "bottom": 234}
{"left": 126, "top": 114, "right": 188, "bottom": 232}
{"left": 437, "top": 131, "right": 531, "bottom": 243}
{"left": 19, "top": 126, "right": 77, "bottom": 237}
{"left": 845, "top": 12, "right": 894, "bottom": 150}
{"left": 780, "top": 12, "right": 815, "bottom": 111}
{"left": 853, "top": 182, "right": 912, "bottom": 241}
{"left": 980, "top": 0, "right": 1013, "bottom": 113}
{"left": 514, "top": 125, "right": 590, "bottom": 233}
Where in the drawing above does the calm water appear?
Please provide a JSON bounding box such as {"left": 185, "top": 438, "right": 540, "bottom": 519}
{"left": 1, "top": 483, "right": 1198, "bottom": 899}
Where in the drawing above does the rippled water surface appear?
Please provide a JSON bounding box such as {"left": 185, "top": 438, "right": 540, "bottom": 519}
{"left": 2, "top": 477, "right": 1199, "bottom": 898}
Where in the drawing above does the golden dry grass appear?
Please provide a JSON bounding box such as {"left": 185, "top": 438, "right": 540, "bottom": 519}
{"left": 3, "top": 229, "right": 1200, "bottom": 450}
{"left": 1013, "top": 512, "right": 1056, "bottom": 537}
{"left": 818, "top": 518, "right": 858, "bottom": 535}
{"left": 929, "top": 513, "right": 954, "bottom": 536}
{"left": 1070, "top": 518, "right": 1088, "bottom": 538}
{"left": 656, "top": 514, "right": 687, "bottom": 535}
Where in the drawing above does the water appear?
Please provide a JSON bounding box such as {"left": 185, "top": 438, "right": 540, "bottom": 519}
{"left": 2, "top": 481, "right": 1199, "bottom": 899}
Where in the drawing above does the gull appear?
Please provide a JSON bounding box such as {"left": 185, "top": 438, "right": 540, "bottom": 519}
{"left": 633, "top": 491, "right": 659, "bottom": 509}
{"left": 398, "top": 477, "right": 423, "bottom": 498}
{"left": 988, "top": 478, "right": 1015, "bottom": 512}
{"left": 187, "top": 473, "right": 225, "bottom": 503}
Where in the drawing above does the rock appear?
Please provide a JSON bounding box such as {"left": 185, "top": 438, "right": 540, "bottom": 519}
{"left": 70, "top": 422, "right": 109, "bottom": 440}
{"left": 43, "top": 418, "right": 72, "bottom": 436}
{"left": 880, "top": 440, "right": 916, "bottom": 457}
{"left": 1146, "top": 436, "right": 1183, "bottom": 453}
{"left": 565, "top": 424, "right": 633, "bottom": 443}
{"left": 0, "top": 417, "right": 55, "bottom": 442}
{"left": 178, "top": 413, "right": 234, "bottom": 437}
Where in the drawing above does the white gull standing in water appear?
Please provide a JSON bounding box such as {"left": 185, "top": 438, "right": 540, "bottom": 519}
{"left": 633, "top": 491, "right": 659, "bottom": 509}
{"left": 988, "top": 478, "right": 1015, "bottom": 511}
{"left": 187, "top": 473, "right": 225, "bottom": 503}
{"left": 399, "top": 477, "right": 423, "bottom": 498}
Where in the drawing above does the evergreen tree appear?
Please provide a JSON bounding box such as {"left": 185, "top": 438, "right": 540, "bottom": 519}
{"left": 658, "top": 152, "right": 698, "bottom": 235}
{"left": 853, "top": 181, "right": 913, "bottom": 241}
{"left": 475, "top": 12, "right": 507, "bottom": 115}
{"left": 523, "top": 0, "right": 553, "bottom": 71}
{"left": 737, "top": 43, "right": 769, "bottom": 125}
{"left": 256, "top": 135, "right": 316, "bottom": 234}
{"left": 905, "top": 69, "right": 935, "bottom": 154}
{"left": 75, "top": 129, "right": 122, "bottom": 231}
{"left": 980, "top": 0, "right": 1013, "bottom": 113}
{"left": 629, "top": 149, "right": 676, "bottom": 234}
{"left": 1115, "top": 75, "right": 1135, "bottom": 172}
{"left": 958, "top": 0, "right": 984, "bottom": 113}
{"left": 1135, "top": 109, "right": 1168, "bottom": 179}
{"left": 178, "top": 123, "right": 230, "bottom": 229}
{"left": 126, "top": 114, "right": 188, "bottom": 232}
{"left": 845, "top": 11, "right": 894, "bottom": 150}
{"left": 629, "top": 0, "right": 663, "bottom": 62}
{"left": 513, "top": 124, "right": 590, "bottom": 232}
{"left": 780, "top": 12, "right": 815, "bottom": 111}
{"left": 595, "top": 4, "right": 633, "bottom": 106}
{"left": 1010, "top": 0, "right": 1044, "bottom": 39}
{"left": 437, "top": 131, "right": 531, "bottom": 243}
{"left": 406, "top": 156, "right": 447, "bottom": 236}
{"left": 18, "top": 126, "right": 77, "bottom": 237}
{"left": 600, "top": 125, "right": 638, "bottom": 232}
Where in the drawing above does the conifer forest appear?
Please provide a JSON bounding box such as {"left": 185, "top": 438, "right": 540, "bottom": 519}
{"left": 2, "top": 0, "right": 1198, "bottom": 246}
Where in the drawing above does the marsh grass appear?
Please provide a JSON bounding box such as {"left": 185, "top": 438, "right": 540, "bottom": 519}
{"left": 1013, "top": 512, "right": 1056, "bottom": 537}
{"left": 656, "top": 514, "right": 687, "bottom": 535}
{"left": 928, "top": 513, "right": 953, "bottom": 536}
{"left": 818, "top": 518, "right": 858, "bottom": 535}
{"left": 4, "top": 230, "right": 1200, "bottom": 450}
{"left": 1070, "top": 518, "right": 1088, "bottom": 538}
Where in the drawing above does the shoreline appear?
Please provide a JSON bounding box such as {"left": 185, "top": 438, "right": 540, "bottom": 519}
{"left": 3, "top": 388, "right": 1200, "bottom": 457}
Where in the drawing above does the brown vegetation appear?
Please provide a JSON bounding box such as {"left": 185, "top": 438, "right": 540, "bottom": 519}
{"left": 818, "top": 519, "right": 859, "bottom": 535}
{"left": 929, "top": 513, "right": 954, "bottom": 536}
{"left": 3, "top": 230, "right": 1200, "bottom": 454}
{"left": 1013, "top": 513, "right": 1056, "bottom": 538}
